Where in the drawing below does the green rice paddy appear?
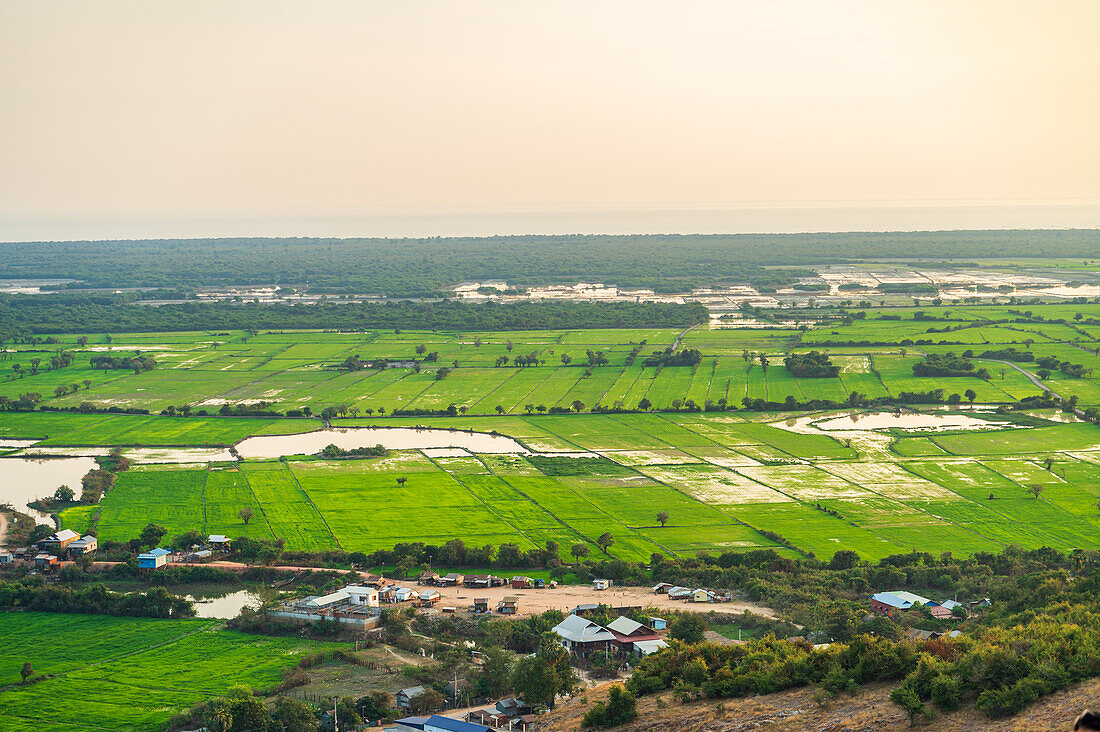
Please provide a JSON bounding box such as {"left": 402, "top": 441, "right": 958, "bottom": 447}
{"left": 2, "top": 313, "right": 1098, "bottom": 564}
{"left": 0, "top": 613, "right": 340, "bottom": 731}
{"left": 42, "top": 408, "right": 1100, "bottom": 564}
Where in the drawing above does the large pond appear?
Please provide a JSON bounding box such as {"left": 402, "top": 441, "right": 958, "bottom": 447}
{"left": 186, "top": 589, "right": 261, "bottom": 619}
{"left": 813, "top": 412, "right": 1010, "bottom": 432}
{"left": 0, "top": 455, "right": 99, "bottom": 520}
{"left": 235, "top": 426, "right": 526, "bottom": 458}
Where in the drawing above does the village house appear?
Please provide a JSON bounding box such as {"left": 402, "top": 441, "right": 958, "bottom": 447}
{"left": 648, "top": 616, "right": 667, "bottom": 630}
{"left": 395, "top": 685, "right": 428, "bottom": 711}
{"left": 496, "top": 596, "right": 519, "bottom": 615}
{"left": 510, "top": 576, "right": 531, "bottom": 589}
{"left": 0, "top": 550, "right": 14, "bottom": 565}
{"left": 418, "top": 571, "right": 440, "bottom": 585}
{"left": 464, "top": 574, "right": 504, "bottom": 589}
{"left": 438, "top": 573, "right": 464, "bottom": 587}
{"left": 465, "top": 697, "right": 533, "bottom": 730}
{"left": 592, "top": 578, "right": 613, "bottom": 591}
{"left": 473, "top": 598, "right": 489, "bottom": 613}
{"left": 930, "top": 605, "right": 960, "bottom": 620}
{"left": 418, "top": 589, "right": 442, "bottom": 606}
{"left": 869, "top": 590, "right": 932, "bottom": 616}
{"left": 666, "top": 586, "right": 693, "bottom": 600}
{"left": 396, "top": 714, "right": 491, "bottom": 732}
{"left": 552, "top": 614, "right": 615, "bottom": 658}
{"left": 606, "top": 616, "right": 665, "bottom": 655}
{"left": 393, "top": 587, "right": 420, "bottom": 602}
{"left": 270, "top": 584, "right": 381, "bottom": 628}
{"left": 652, "top": 582, "right": 674, "bottom": 594}
{"left": 208, "top": 535, "right": 232, "bottom": 552}
{"left": 67, "top": 535, "right": 97, "bottom": 557}
{"left": 138, "top": 547, "right": 171, "bottom": 570}
{"left": 691, "top": 588, "right": 713, "bottom": 603}
{"left": 34, "top": 553, "right": 59, "bottom": 571}
{"left": 38, "top": 528, "right": 79, "bottom": 553}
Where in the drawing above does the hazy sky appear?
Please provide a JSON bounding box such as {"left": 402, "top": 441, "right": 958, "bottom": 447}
{"left": 2, "top": 1, "right": 1098, "bottom": 240}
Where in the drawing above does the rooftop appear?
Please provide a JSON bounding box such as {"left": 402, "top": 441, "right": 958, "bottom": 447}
{"left": 552, "top": 614, "right": 615, "bottom": 644}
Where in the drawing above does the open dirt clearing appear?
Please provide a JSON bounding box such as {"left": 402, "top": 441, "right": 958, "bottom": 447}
{"left": 409, "top": 580, "right": 779, "bottom": 618}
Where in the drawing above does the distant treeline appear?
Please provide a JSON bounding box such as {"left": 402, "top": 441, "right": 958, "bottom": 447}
{"left": 0, "top": 295, "right": 707, "bottom": 337}
{"left": 2, "top": 231, "right": 1097, "bottom": 294}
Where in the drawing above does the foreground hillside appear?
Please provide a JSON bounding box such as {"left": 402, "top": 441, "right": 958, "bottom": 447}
{"left": 539, "top": 678, "right": 1100, "bottom": 731}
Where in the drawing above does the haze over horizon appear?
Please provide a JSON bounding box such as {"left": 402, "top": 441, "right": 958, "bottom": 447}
{"left": 2, "top": 1, "right": 1098, "bottom": 241}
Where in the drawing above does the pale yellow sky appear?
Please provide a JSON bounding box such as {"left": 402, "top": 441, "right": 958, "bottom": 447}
{"left": 1, "top": 1, "right": 1098, "bottom": 238}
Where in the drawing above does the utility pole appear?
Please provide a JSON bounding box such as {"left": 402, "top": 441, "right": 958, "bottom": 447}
{"left": 333, "top": 697, "right": 338, "bottom": 732}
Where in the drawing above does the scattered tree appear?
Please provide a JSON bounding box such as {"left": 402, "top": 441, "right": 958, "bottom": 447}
{"left": 656, "top": 511, "right": 669, "bottom": 527}
{"left": 596, "top": 532, "right": 615, "bottom": 554}
{"left": 238, "top": 506, "right": 254, "bottom": 525}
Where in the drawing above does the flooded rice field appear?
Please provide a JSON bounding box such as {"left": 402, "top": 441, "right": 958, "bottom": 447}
{"left": 0, "top": 455, "right": 99, "bottom": 520}
{"left": 234, "top": 426, "right": 526, "bottom": 458}
{"left": 812, "top": 411, "right": 1012, "bottom": 432}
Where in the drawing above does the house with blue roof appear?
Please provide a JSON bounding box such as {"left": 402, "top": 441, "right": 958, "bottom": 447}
{"left": 393, "top": 715, "right": 489, "bottom": 732}
{"left": 137, "top": 547, "right": 171, "bottom": 570}
{"left": 870, "top": 590, "right": 931, "bottom": 615}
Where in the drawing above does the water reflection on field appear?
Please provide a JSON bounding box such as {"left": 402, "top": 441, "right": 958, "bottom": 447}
{"left": 235, "top": 426, "right": 526, "bottom": 458}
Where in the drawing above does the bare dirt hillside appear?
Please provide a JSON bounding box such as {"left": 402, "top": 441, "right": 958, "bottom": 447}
{"left": 534, "top": 678, "right": 1100, "bottom": 731}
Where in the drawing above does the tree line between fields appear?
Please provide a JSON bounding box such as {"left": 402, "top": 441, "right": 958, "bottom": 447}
{"left": 0, "top": 295, "right": 707, "bottom": 340}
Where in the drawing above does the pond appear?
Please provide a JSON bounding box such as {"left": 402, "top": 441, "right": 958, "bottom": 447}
{"left": 185, "top": 589, "right": 261, "bottom": 619}
{"left": 813, "top": 412, "right": 1009, "bottom": 432}
{"left": 234, "top": 426, "right": 527, "bottom": 458}
{"left": 0, "top": 455, "right": 99, "bottom": 521}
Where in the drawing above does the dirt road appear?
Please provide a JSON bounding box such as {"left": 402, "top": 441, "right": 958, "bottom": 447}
{"left": 87, "top": 559, "right": 777, "bottom": 618}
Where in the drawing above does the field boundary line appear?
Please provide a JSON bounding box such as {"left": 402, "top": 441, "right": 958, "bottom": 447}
{"left": 283, "top": 462, "right": 343, "bottom": 550}
{"left": 0, "top": 621, "right": 214, "bottom": 693}
{"left": 503, "top": 365, "right": 562, "bottom": 413}
{"left": 463, "top": 367, "right": 526, "bottom": 413}
{"left": 532, "top": 465, "right": 680, "bottom": 559}
{"left": 604, "top": 365, "right": 645, "bottom": 408}
{"left": 813, "top": 461, "right": 1001, "bottom": 552}
{"left": 200, "top": 465, "right": 211, "bottom": 534}
{"left": 244, "top": 341, "right": 295, "bottom": 371}
{"left": 893, "top": 460, "right": 1066, "bottom": 548}
{"left": 431, "top": 458, "right": 544, "bottom": 550}
{"left": 725, "top": 465, "right": 910, "bottom": 555}
{"left": 490, "top": 473, "right": 597, "bottom": 547}
{"left": 238, "top": 464, "right": 279, "bottom": 540}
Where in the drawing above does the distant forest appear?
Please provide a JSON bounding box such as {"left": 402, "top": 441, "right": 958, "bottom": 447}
{"left": 2, "top": 230, "right": 1097, "bottom": 295}
{"left": 0, "top": 296, "right": 708, "bottom": 337}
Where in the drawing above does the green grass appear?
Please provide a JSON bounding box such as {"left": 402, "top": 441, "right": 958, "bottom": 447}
{"left": 0, "top": 613, "right": 340, "bottom": 732}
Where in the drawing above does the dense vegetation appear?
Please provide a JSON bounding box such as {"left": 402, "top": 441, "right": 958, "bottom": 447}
{"left": 629, "top": 546, "right": 1100, "bottom": 722}
{"left": 3, "top": 231, "right": 1098, "bottom": 294}
{"left": 912, "top": 353, "right": 989, "bottom": 379}
{"left": 0, "top": 294, "right": 707, "bottom": 336}
{"left": 783, "top": 351, "right": 839, "bottom": 378}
